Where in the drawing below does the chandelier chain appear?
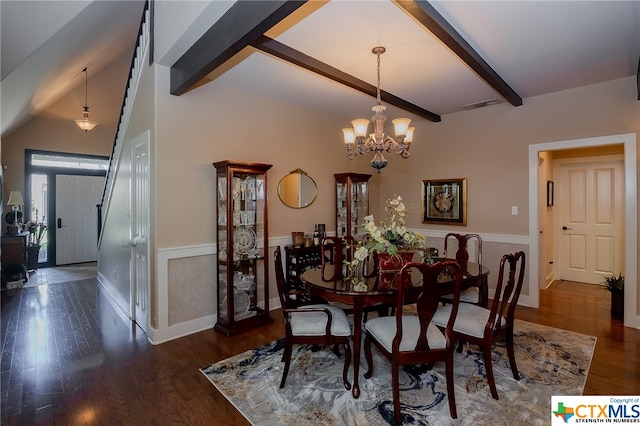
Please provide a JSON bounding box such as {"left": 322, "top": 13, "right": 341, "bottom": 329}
{"left": 83, "top": 68, "right": 88, "bottom": 107}
{"left": 376, "top": 52, "right": 381, "bottom": 105}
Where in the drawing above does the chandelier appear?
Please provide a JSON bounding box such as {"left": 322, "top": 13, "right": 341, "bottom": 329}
{"left": 75, "top": 68, "right": 98, "bottom": 132}
{"left": 342, "top": 46, "right": 414, "bottom": 173}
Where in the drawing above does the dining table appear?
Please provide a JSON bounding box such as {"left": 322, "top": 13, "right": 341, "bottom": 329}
{"left": 300, "top": 260, "right": 490, "bottom": 399}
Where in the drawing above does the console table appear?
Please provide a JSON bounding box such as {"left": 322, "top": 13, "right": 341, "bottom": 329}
{"left": 1, "top": 233, "right": 28, "bottom": 287}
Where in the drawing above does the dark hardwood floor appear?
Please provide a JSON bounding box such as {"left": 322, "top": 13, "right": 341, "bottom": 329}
{"left": 1, "top": 278, "right": 639, "bottom": 425}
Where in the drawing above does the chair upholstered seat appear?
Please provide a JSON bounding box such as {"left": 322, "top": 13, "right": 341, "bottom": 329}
{"left": 432, "top": 303, "right": 506, "bottom": 339}
{"left": 290, "top": 304, "right": 351, "bottom": 336}
{"left": 365, "top": 316, "right": 446, "bottom": 352}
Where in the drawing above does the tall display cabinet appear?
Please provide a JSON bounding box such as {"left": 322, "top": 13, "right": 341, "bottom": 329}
{"left": 334, "top": 173, "right": 372, "bottom": 240}
{"left": 213, "top": 160, "right": 273, "bottom": 336}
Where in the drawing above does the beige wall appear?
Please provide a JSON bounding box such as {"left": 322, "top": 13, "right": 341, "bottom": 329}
{"left": 147, "top": 67, "right": 638, "bottom": 340}
{"left": 377, "top": 77, "right": 638, "bottom": 237}
{"left": 154, "top": 64, "right": 376, "bottom": 249}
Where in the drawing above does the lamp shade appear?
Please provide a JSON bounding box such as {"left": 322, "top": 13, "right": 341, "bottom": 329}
{"left": 392, "top": 118, "right": 411, "bottom": 136}
{"left": 7, "top": 191, "right": 24, "bottom": 206}
{"left": 342, "top": 128, "right": 356, "bottom": 144}
{"left": 75, "top": 118, "right": 98, "bottom": 131}
{"left": 351, "top": 119, "right": 369, "bottom": 137}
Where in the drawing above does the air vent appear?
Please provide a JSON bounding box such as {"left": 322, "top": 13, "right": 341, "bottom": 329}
{"left": 461, "top": 99, "right": 500, "bottom": 110}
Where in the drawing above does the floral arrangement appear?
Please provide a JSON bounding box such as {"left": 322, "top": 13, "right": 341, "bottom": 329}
{"left": 347, "top": 195, "right": 427, "bottom": 291}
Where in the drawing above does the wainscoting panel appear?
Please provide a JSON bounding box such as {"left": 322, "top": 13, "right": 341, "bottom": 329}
{"left": 150, "top": 234, "right": 530, "bottom": 344}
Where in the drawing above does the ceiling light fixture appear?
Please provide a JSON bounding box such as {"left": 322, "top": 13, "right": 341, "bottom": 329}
{"left": 74, "top": 67, "right": 98, "bottom": 132}
{"left": 342, "top": 46, "right": 414, "bottom": 174}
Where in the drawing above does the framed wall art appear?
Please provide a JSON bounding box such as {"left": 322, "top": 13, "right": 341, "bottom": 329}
{"left": 422, "top": 178, "right": 467, "bottom": 225}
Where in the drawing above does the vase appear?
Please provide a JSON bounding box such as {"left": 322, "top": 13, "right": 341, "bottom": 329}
{"left": 375, "top": 251, "right": 415, "bottom": 290}
{"left": 610, "top": 289, "right": 624, "bottom": 319}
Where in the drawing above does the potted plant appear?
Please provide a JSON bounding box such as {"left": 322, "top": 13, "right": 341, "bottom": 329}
{"left": 25, "top": 221, "right": 47, "bottom": 271}
{"left": 601, "top": 272, "right": 624, "bottom": 318}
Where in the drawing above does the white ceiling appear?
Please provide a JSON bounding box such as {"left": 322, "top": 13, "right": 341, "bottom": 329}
{"left": 0, "top": 0, "right": 145, "bottom": 138}
{"left": 2, "top": 1, "right": 639, "bottom": 139}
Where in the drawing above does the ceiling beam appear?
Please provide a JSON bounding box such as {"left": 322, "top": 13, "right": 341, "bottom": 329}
{"left": 395, "top": 0, "right": 523, "bottom": 107}
{"left": 170, "top": 1, "right": 308, "bottom": 95}
{"left": 253, "top": 36, "right": 442, "bottom": 122}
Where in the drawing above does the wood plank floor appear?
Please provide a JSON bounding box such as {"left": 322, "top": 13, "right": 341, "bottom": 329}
{"left": 1, "top": 278, "right": 639, "bottom": 425}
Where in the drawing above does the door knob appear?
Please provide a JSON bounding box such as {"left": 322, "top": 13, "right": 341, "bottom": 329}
{"left": 562, "top": 226, "right": 572, "bottom": 231}
{"left": 57, "top": 218, "right": 62, "bottom": 228}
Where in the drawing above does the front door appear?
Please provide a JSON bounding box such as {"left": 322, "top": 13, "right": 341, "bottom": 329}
{"left": 555, "top": 156, "right": 624, "bottom": 284}
{"left": 55, "top": 174, "right": 104, "bottom": 265}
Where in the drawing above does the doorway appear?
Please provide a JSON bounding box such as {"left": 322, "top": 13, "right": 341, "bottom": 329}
{"left": 528, "top": 133, "right": 637, "bottom": 328}
{"left": 554, "top": 156, "right": 624, "bottom": 284}
{"left": 25, "top": 150, "right": 109, "bottom": 267}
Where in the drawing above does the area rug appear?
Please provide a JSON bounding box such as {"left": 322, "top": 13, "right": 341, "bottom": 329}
{"left": 201, "top": 320, "right": 596, "bottom": 425}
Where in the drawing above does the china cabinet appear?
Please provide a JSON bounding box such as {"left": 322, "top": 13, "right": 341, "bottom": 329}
{"left": 213, "top": 160, "right": 273, "bottom": 336}
{"left": 334, "top": 172, "right": 371, "bottom": 240}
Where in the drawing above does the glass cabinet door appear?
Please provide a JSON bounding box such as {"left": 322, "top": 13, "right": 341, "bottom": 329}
{"left": 213, "top": 161, "right": 272, "bottom": 336}
{"left": 334, "top": 173, "right": 371, "bottom": 240}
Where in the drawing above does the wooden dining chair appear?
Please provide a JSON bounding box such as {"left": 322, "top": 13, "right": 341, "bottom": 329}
{"left": 431, "top": 251, "right": 526, "bottom": 400}
{"left": 320, "top": 236, "right": 356, "bottom": 281}
{"left": 441, "top": 233, "right": 483, "bottom": 305}
{"left": 274, "top": 246, "right": 310, "bottom": 309}
{"left": 274, "top": 247, "right": 353, "bottom": 390}
{"left": 363, "top": 260, "right": 463, "bottom": 424}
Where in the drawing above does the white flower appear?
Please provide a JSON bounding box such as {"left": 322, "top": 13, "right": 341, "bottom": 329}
{"left": 354, "top": 246, "right": 369, "bottom": 262}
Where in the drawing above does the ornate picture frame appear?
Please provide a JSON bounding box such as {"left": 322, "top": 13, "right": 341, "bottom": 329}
{"left": 422, "top": 178, "right": 467, "bottom": 225}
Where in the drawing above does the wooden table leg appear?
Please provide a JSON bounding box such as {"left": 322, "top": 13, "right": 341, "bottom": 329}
{"left": 351, "top": 301, "right": 364, "bottom": 399}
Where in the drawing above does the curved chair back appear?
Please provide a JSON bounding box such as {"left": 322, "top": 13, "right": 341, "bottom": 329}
{"left": 488, "top": 251, "right": 526, "bottom": 332}
{"left": 444, "top": 233, "right": 482, "bottom": 273}
{"left": 395, "top": 260, "right": 463, "bottom": 352}
{"left": 274, "top": 246, "right": 307, "bottom": 309}
{"left": 320, "top": 236, "right": 356, "bottom": 281}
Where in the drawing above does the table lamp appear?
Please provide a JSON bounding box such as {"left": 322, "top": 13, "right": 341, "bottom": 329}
{"left": 7, "top": 191, "right": 24, "bottom": 235}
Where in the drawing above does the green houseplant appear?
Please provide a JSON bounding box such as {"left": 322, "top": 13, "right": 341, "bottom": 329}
{"left": 25, "top": 221, "right": 47, "bottom": 271}
{"left": 601, "top": 272, "right": 624, "bottom": 318}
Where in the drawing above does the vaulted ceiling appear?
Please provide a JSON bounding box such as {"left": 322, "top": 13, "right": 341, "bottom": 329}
{"left": 171, "top": 0, "right": 639, "bottom": 127}
{"left": 2, "top": 1, "right": 639, "bottom": 140}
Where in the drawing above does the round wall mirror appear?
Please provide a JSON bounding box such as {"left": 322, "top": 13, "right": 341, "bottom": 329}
{"left": 277, "top": 168, "right": 317, "bottom": 209}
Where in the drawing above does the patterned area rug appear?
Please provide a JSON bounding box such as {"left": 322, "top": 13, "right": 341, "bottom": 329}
{"left": 201, "top": 320, "right": 595, "bottom": 425}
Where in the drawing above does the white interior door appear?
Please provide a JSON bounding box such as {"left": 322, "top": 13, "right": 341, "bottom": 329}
{"left": 555, "top": 157, "right": 624, "bottom": 283}
{"left": 130, "top": 135, "right": 150, "bottom": 334}
{"left": 56, "top": 174, "right": 104, "bottom": 265}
